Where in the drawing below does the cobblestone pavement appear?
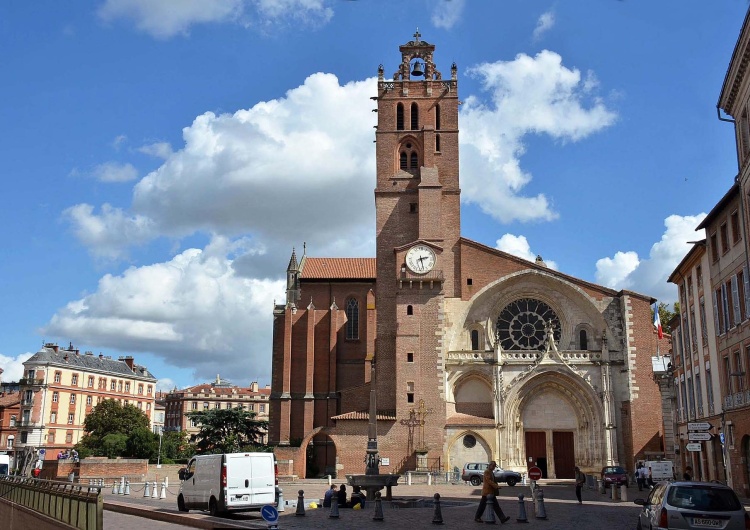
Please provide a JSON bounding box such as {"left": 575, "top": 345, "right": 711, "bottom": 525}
{"left": 102, "top": 480, "right": 647, "bottom": 529}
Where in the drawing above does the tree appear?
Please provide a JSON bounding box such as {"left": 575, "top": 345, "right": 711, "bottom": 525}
{"left": 77, "top": 400, "right": 151, "bottom": 457}
{"left": 655, "top": 302, "right": 680, "bottom": 334}
{"left": 161, "top": 430, "right": 194, "bottom": 461}
{"left": 126, "top": 428, "right": 158, "bottom": 460}
{"left": 186, "top": 407, "right": 268, "bottom": 454}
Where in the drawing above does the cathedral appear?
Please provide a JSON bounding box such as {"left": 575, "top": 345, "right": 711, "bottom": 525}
{"left": 270, "top": 33, "right": 668, "bottom": 480}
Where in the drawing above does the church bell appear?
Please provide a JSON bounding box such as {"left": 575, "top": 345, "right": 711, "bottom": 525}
{"left": 411, "top": 60, "right": 424, "bottom": 77}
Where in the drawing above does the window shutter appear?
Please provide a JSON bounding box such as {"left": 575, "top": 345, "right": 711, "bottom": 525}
{"left": 722, "top": 283, "right": 730, "bottom": 332}
{"left": 713, "top": 290, "right": 720, "bottom": 334}
{"left": 744, "top": 266, "right": 750, "bottom": 320}
{"left": 732, "top": 275, "right": 741, "bottom": 327}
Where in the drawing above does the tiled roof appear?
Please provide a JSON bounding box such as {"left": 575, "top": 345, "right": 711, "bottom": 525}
{"left": 331, "top": 410, "right": 397, "bottom": 421}
{"left": 300, "top": 258, "right": 376, "bottom": 280}
{"left": 0, "top": 392, "right": 20, "bottom": 407}
{"left": 24, "top": 347, "right": 157, "bottom": 380}
{"left": 170, "top": 382, "right": 271, "bottom": 397}
{"left": 445, "top": 413, "right": 496, "bottom": 427}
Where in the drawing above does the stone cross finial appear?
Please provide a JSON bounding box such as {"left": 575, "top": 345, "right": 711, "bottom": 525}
{"left": 413, "top": 28, "right": 421, "bottom": 43}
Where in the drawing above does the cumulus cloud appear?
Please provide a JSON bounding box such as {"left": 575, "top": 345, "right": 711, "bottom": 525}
{"left": 460, "top": 50, "right": 617, "bottom": 223}
{"left": 595, "top": 214, "right": 706, "bottom": 302}
{"left": 0, "top": 352, "right": 34, "bottom": 383}
{"left": 533, "top": 10, "right": 555, "bottom": 41}
{"left": 43, "top": 236, "right": 283, "bottom": 385}
{"left": 66, "top": 73, "right": 377, "bottom": 267}
{"left": 495, "top": 234, "right": 558, "bottom": 270}
{"left": 97, "top": 0, "right": 332, "bottom": 39}
{"left": 431, "top": 0, "right": 465, "bottom": 29}
{"left": 156, "top": 377, "right": 177, "bottom": 392}
{"left": 138, "top": 142, "right": 173, "bottom": 160}
{"left": 92, "top": 162, "right": 139, "bottom": 183}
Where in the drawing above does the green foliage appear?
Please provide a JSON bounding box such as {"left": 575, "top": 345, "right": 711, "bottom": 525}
{"left": 77, "top": 399, "right": 152, "bottom": 458}
{"left": 126, "top": 428, "right": 158, "bottom": 460}
{"left": 186, "top": 407, "right": 268, "bottom": 454}
{"left": 655, "top": 302, "right": 679, "bottom": 334}
{"left": 160, "top": 430, "right": 194, "bottom": 461}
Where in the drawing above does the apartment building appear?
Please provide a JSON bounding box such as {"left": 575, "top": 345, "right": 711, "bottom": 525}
{"left": 668, "top": 240, "right": 725, "bottom": 482}
{"left": 16, "top": 343, "right": 157, "bottom": 461}
{"left": 163, "top": 376, "right": 270, "bottom": 442}
{"left": 0, "top": 391, "right": 20, "bottom": 468}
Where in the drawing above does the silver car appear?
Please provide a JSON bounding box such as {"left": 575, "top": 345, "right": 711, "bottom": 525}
{"left": 634, "top": 481, "right": 748, "bottom": 529}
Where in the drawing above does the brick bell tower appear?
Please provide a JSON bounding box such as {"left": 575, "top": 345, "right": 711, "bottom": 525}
{"left": 373, "top": 32, "right": 459, "bottom": 458}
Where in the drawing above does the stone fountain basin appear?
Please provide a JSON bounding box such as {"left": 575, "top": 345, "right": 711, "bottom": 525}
{"left": 346, "top": 473, "right": 401, "bottom": 501}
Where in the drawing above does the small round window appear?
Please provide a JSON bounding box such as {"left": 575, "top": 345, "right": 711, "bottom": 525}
{"left": 463, "top": 434, "right": 477, "bottom": 449}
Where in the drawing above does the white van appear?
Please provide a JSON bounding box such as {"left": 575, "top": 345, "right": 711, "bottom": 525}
{"left": 177, "top": 453, "right": 277, "bottom": 516}
{"left": 644, "top": 460, "right": 674, "bottom": 481}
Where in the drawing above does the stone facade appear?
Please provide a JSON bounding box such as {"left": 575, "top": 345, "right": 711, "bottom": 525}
{"left": 269, "top": 34, "right": 668, "bottom": 480}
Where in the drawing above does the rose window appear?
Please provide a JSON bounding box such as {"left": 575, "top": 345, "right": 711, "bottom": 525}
{"left": 496, "top": 298, "right": 561, "bottom": 351}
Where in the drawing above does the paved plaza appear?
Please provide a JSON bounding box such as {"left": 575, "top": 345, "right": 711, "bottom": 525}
{"left": 103, "top": 479, "right": 649, "bottom": 529}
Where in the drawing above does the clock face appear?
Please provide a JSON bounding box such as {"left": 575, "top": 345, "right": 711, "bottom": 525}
{"left": 405, "top": 245, "right": 436, "bottom": 274}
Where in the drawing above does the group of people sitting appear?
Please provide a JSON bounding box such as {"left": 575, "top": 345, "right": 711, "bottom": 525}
{"left": 56, "top": 449, "right": 78, "bottom": 461}
{"left": 322, "top": 484, "right": 366, "bottom": 509}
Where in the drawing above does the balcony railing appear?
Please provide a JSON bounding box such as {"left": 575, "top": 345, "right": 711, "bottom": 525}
{"left": 18, "top": 378, "right": 45, "bottom": 386}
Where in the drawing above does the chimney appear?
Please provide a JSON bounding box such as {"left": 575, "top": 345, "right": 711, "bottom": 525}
{"left": 250, "top": 382, "right": 259, "bottom": 392}
{"left": 98, "top": 353, "right": 103, "bottom": 359}
{"left": 123, "top": 356, "right": 135, "bottom": 370}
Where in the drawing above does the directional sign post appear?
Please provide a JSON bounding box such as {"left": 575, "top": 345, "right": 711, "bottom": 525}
{"left": 688, "top": 422, "right": 713, "bottom": 431}
{"left": 686, "top": 443, "right": 702, "bottom": 452}
{"left": 261, "top": 505, "right": 279, "bottom": 530}
{"left": 688, "top": 432, "right": 712, "bottom": 441}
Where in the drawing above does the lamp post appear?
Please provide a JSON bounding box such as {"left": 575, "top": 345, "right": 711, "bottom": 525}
{"left": 156, "top": 427, "right": 163, "bottom": 469}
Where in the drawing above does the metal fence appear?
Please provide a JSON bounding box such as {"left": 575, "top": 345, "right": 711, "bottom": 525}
{"left": 0, "top": 475, "right": 103, "bottom": 530}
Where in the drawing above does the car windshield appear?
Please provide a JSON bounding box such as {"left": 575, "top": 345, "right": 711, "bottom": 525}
{"left": 667, "top": 485, "right": 741, "bottom": 512}
{"left": 604, "top": 467, "right": 625, "bottom": 474}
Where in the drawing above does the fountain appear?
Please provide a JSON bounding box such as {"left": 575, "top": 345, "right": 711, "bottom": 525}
{"left": 346, "top": 358, "right": 401, "bottom": 501}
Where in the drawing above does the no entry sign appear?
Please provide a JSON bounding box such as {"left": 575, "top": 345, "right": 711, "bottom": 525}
{"left": 528, "top": 466, "right": 542, "bottom": 481}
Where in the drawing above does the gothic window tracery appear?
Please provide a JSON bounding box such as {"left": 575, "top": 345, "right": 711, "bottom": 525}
{"left": 345, "top": 298, "right": 359, "bottom": 340}
{"left": 496, "top": 298, "right": 561, "bottom": 350}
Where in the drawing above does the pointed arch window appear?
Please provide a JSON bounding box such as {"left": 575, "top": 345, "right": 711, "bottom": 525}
{"left": 346, "top": 298, "right": 359, "bottom": 340}
{"left": 411, "top": 103, "right": 419, "bottom": 130}
{"left": 435, "top": 104, "right": 441, "bottom": 130}
{"left": 579, "top": 329, "right": 588, "bottom": 350}
{"left": 400, "top": 152, "right": 408, "bottom": 170}
{"left": 471, "top": 330, "right": 479, "bottom": 351}
{"left": 397, "top": 103, "right": 404, "bottom": 131}
{"left": 435, "top": 134, "right": 441, "bottom": 152}
{"left": 410, "top": 152, "right": 419, "bottom": 170}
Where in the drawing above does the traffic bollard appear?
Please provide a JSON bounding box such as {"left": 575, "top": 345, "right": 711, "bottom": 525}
{"left": 620, "top": 484, "right": 627, "bottom": 502}
{"left": 296, "top": 490, "right": 305, "bottom": 516}
{"left": 432, "top": 493, "right": 443, "bottom": 524}
{"left": 160, "top": 481, "right": 166, "bottom": 499}
{"left": 144, "top": 481, "right": 150, "bottom": 498}
{"left": 598, "top": 479, "right": 605, "bottom": 494}
{"left": 152, "top": 481, "right": 158, "bottom": 498}
{"left": 517, "top": 494, "right": 528, "bottom": 523}
{"left": 483, "top": 494, "right": 496, "bottom": 524}
{"left": 372, "top": 491, "right": 384, "bottom": 521}
{"left": 611, "top": 484, "right": 618, "bottom": 501}
{"left": 278, "top": 488, "right": 285, "bottom": 512}
{"left": 329, "top": 496, "right": 340, "bottom": 518}
{"left": 535, "top": 488, "right": 547, "bottom": 519}
{"left": 112, "top": 481, "right": 118, "bottom": 495}
{"left": 124, "top": 480, "right": 130, "bottom": 495}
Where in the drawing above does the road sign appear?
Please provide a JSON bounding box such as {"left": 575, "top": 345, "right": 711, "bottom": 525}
{"left": 688, "top": 422, "right": 713, "bottom": 431}
{"left": 720, "top": 432, "right": 725, "bottom": 445}
{"left": 261, "top": 505, "right": 279, "bottom": 523}
{"left": 686, "top": 443, "right": 702, "bottom": 452}
{"left": 37, "top": 449, "right": 45, "bottom": 456}
{"left": 528, "top": 467, "right": 542, "bottom": 481}
{"left": 688, "top": 432, "right": 712, "bottom": 441}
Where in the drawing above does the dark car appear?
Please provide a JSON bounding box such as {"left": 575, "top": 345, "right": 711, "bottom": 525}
{"left": 461, "top": 462, "right": 522, "bottom": 487}
{"left": 634, "top": 480, "right": 749, "bottom": 530}
{"left": 601, "top": 465, "right": 629, "bottom": 488}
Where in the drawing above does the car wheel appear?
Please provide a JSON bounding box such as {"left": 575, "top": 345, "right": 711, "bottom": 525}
{"left": 471, "top": 476, "right": 482, "bottom": 486}
{"left": 177, "top": 494, "right": 188, "bottom": 512}
{"left": 506, "top": 478, "right": 517, "bottom": 487}
{"left": 209, "top": 498, "right": 220, "bottom": 517}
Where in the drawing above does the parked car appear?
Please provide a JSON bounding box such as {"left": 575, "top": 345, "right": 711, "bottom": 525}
{"left": 461, "top": 462, "right": 522, "bottom": 486}
{"left": 634, "top": 480, "right": 749, "bottom": 530}
{"left": 601, "top": 465, "right": 629, "bottom": 488}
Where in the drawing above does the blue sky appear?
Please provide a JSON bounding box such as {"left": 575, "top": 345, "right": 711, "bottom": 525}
{"left": 0, "top": 0, "right": 746, "bottom": 390}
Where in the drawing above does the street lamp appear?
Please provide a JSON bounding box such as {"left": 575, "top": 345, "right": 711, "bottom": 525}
{"left": 156, "top": 427, "right": 163, "bottom": 469}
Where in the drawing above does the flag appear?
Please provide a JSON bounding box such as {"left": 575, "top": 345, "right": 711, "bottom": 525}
{"left": 653, "top": 304, "right": 663, "bottom": 339}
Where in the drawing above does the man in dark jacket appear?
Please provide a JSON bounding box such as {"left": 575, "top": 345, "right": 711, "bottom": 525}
{"left": 323, "top": 484, "right": 337, "bottom": 508}
{"left": 474, "top": 461, "right": 510, "bottom": 523}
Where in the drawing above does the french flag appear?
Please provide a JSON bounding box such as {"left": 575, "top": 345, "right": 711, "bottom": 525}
{"left": 653, "top": 304, "right": 663, "bottom": 339}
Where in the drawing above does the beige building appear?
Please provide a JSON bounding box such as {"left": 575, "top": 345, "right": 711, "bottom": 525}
{"left": 163, "top": 376, "right": 270, "bottom": 442}
{"left": 17, "top": 343, "right": 157, "bottom": 461}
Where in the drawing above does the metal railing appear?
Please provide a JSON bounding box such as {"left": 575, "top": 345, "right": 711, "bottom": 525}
{"left": 0, "top": 475, "right": 102, "bottom": 530}
{"left": 18, "top": 378, "right": 45, "bottom": 386}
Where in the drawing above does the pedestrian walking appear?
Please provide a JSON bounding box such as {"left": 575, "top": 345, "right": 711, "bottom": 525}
{"left": 474, "top": 461, "right": 510, "bottom": 523}
{"left": 636, "top": 464, "right": 648, "bottom": 491}
{"left": 574, "top": 466, "right": 585, "bottom": 504}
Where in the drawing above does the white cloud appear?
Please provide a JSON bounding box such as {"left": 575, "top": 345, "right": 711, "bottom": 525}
{"left": 0, "top": 352, "right": 34, "bottom": 383}
{"left": 495, "top": 234, "right": 558, "bottom": 270}
{"left": 460, "top": 50, "right": 617, "bottom": 223}
{"left": 156, "top": 377, "right": 177, "bottom": 392}
{"left": 594, "top": 213, "right": 707, "bottom": 302}
{"left": 431, "top": 0, "right": 465, "bottom": 29}
{"left": 138, "top": 142, "right": 173, "bottom": 160}
{"left": 66, "top": 73, "right": 377, "bottom": 268}
{"left": 533, "top": 10, "right": 555, "bottom": 41}
{"left": 92, "top": 162, "right": 139, "bottom": 183}
{"left": 97, "top": 0, "right": 332, "bottom": 39}
{"left": 112, "top": 134, "right": 128, "bottom": 150}
{"left": 43, "top": 237, "right": 284, "bottom": 384}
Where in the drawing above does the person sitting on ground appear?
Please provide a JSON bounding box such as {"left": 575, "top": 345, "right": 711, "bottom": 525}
{"left": 348, "top": 485, "right": 365, "bottom": 509}
{"left": 323, "top": 484, "right": 337, "bottom": 508}
{"left": 337, "top": 483, "right": 348, "bottom": 507}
